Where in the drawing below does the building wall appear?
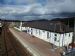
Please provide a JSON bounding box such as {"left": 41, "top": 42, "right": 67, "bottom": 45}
{"left": 15, "top": 25, "right": 73, "bottom": 47}
{"left": 40, "top": 30, "right": 48, "bottom": 42}
{"left": 63, "top": 32, "right": 73, "bottom": 46}
{"left": 35, "top": 29, "right": 40, "bottom": 37}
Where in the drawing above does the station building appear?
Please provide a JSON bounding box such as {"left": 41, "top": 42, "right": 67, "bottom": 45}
{"left": 14, "top": 18, "right": 74, "bottom": 48}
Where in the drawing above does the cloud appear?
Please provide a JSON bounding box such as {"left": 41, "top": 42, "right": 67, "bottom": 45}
{"left": 45, "top": 0, "right": 75, "bottom": 14}
{"left": 0, "top": 0, "right": 37, "bottom": 5}
{"left": 0, "top": 4, "right": 45, "bottom": 15}
{"left": 1, "top": 0, "right": 75, "bottom": 14}
{"left": 0, "top": 4, "right": 44, "bottom": 20}
{"left": 0, "top": 0, "right": 75, "bottom": 21}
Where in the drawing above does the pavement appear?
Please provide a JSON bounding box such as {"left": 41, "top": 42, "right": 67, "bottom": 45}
{"left": 9, "top": 28, "right": 61, "bottom": 56}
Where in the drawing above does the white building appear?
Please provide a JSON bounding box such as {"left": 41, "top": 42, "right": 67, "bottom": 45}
{"left": 14, "top": 20, "right": 73, "bottom": 47}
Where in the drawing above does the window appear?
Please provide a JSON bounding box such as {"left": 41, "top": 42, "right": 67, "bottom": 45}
{"left": 49, "top": 32, "right": 51, "bottom": 38}
{"left": 54, "top": 34, "right": 58, "bottom": 41}
{"left": 55, "top": 34, "right": 57, "bottom": 36}
{"left": 65, "top": 33, "right": 67, "bottom": 35}
{"left": 47, "top": 32, "right": 49, "bottom": 39}
{"left": 28, "top": 30, "right": 29, "bottom": 32}
{"left": 54, "top": 37, "right": 57, "bottom": 41}
{"left": 31, "top": 29, "right": 33, "bottom": 34}
{"left": 69, "top": 33, "right": 70, "bottom": 37}
{"left": 36, "top": 29, "right": 37, "bottom": 34}
{"left": 39, "top": 30, "right": 40, "bottom": 35}
{"left": 43, "top": 30, "right": 45, "bottom": 33}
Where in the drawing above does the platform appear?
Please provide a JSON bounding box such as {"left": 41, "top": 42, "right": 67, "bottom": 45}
{"left": 9, "top": 28, "right": 61, "bottom": 56}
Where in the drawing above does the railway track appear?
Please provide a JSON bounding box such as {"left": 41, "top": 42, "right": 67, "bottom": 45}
{"left": 0, "top": 23, "right": 18, "bottom": 56}
{"left": 0, "top": 22, "right": 32, "bottom": 56}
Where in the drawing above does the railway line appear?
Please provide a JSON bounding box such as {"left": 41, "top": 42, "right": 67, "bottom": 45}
{"left": 0, "top": 22, "right": 32, "bottom": 56}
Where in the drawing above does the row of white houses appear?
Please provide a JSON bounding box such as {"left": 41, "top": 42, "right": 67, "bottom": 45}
{"left": 14, "top": 23, "right": 73, "bottom": 47}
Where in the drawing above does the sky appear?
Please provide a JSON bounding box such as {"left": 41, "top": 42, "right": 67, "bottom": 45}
{"left": 0, "top": 0, "right": 75, "bottom": 21}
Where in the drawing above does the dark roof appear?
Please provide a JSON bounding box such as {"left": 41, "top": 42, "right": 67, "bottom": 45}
{"left": 22, "top": 20, "right": 73, "bottom": 33}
